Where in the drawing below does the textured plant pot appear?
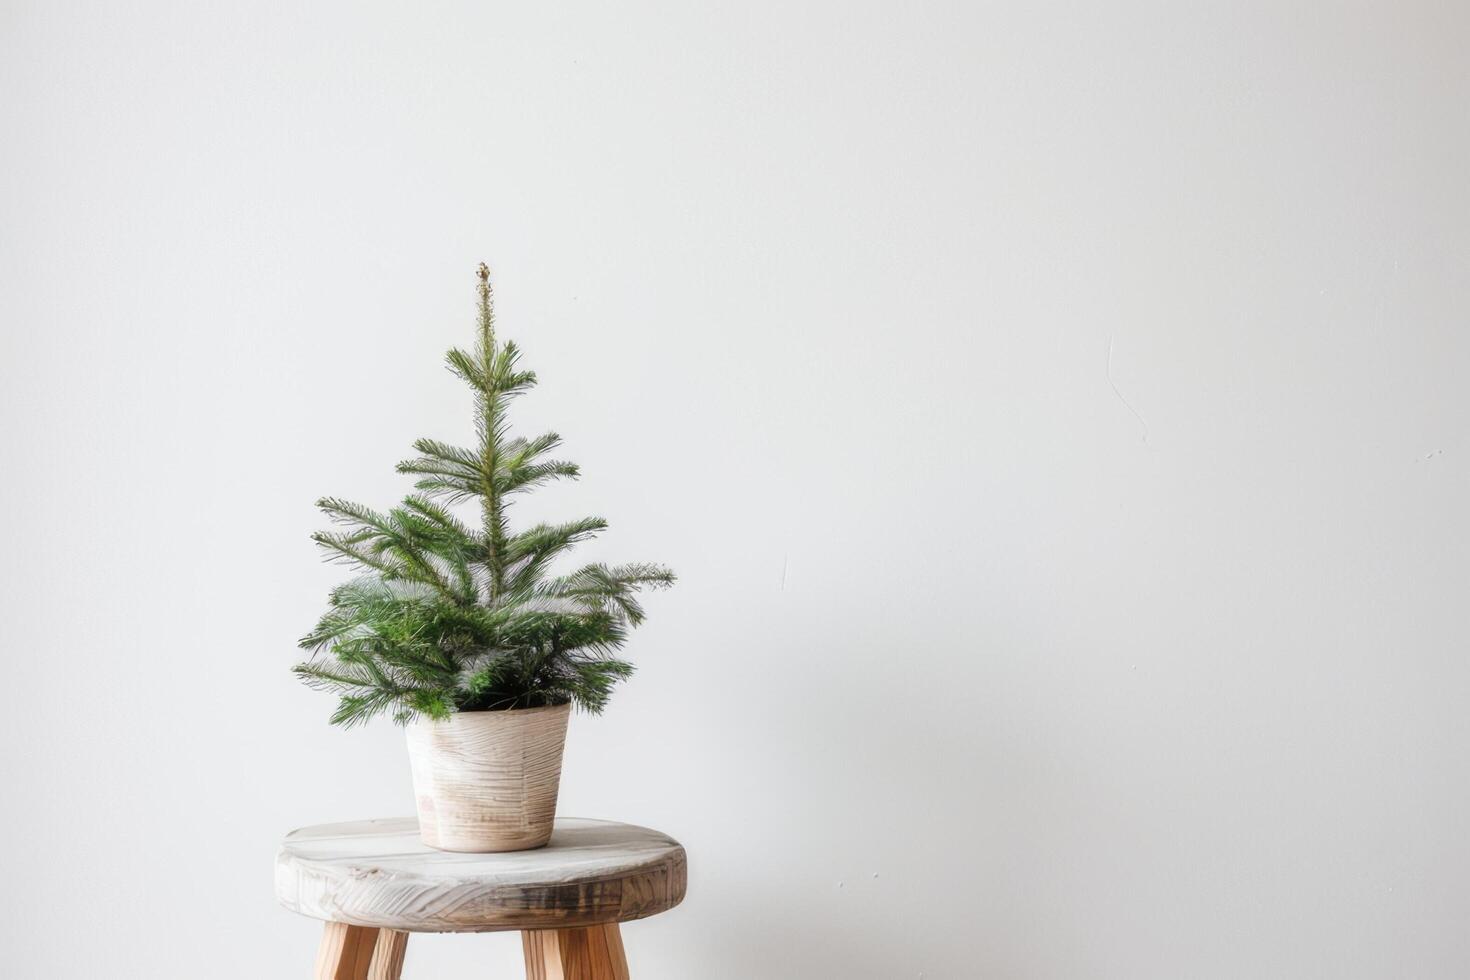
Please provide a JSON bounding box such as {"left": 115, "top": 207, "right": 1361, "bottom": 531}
{"left": 405, "top": 702, "right": 571, "bottom": 853}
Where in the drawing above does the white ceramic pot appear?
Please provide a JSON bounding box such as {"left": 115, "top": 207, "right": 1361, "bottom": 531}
{"left": 404, "top": 702, "right": 571, "bottom": 852}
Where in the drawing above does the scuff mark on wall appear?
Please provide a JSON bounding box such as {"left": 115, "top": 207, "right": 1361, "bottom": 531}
{"left": 1107, "top": 334, "right": 1150, "bottom": 444}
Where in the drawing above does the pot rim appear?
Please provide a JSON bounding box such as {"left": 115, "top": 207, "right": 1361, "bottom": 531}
{"left": 407, "top": 701, "right": 572, "bottom": 727}
{"left": 458, "top": 701, "right": 571, "bottom": 714}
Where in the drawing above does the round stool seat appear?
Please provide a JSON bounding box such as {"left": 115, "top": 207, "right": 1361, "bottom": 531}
{"left": 276, "top": 816, "right": 687, "bottom": 934}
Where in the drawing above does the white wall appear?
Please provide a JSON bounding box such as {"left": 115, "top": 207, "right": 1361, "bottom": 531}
{"left": 3, "top": 2, "right": 1467, "bottom": 977}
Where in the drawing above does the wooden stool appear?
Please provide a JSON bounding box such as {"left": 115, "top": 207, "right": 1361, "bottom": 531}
{"left": 276, "top": 817, "right": 687, "bottom": 979}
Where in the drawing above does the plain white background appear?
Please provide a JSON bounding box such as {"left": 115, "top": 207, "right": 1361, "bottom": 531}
{"left": 3, "top": 1, "right": 1467, "bottom": 977}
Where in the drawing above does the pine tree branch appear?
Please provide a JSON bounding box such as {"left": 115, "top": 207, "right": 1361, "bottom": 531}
{"left": 395, "top": 496, "right": 480, "bottom": 603}
{"left": 502, "top": 431, "right": 563, "bottom": 465}
{"left": 504, "top": 517, "right": 608, "bottom": 593}
{"left": 540, "top": 562, "right": 676, "bottom": 625}
{"left": 498, "top": 459, "right": 581, "bottom": 494}
{"left": 445, "top": 347, "right": 488, "bottom": 391}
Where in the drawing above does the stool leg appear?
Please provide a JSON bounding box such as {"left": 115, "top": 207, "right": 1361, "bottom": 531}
{"left": 522, "top": 923, "right": 630, "bottom": 980}
{"left": 368, "top": 929, "right": 409, "bottom": 980}
{"left": 314, "top": 922, "right": 380, "bottom": 980}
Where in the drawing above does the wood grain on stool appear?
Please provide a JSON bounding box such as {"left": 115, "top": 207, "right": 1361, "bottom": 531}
{"left": 367, "top": 929, "right": 408, "bottom": 980}
{"left": 315, "top": 922, "right": 379, "bottom": 980}
{"left": 277, "top": 818, "right": 686, "bottom": 932}
{"left": 523, "top": 924, "right": 630, "bottom": 980}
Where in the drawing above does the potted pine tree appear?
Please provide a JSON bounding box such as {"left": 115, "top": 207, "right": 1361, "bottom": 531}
{"left": 295, "top": 264, "right": 674, "bottom": 852}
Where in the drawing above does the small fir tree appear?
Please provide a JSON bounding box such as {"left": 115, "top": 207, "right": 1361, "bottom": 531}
{"left": 295, "top": 264, "right": 674, "bottom": 727}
